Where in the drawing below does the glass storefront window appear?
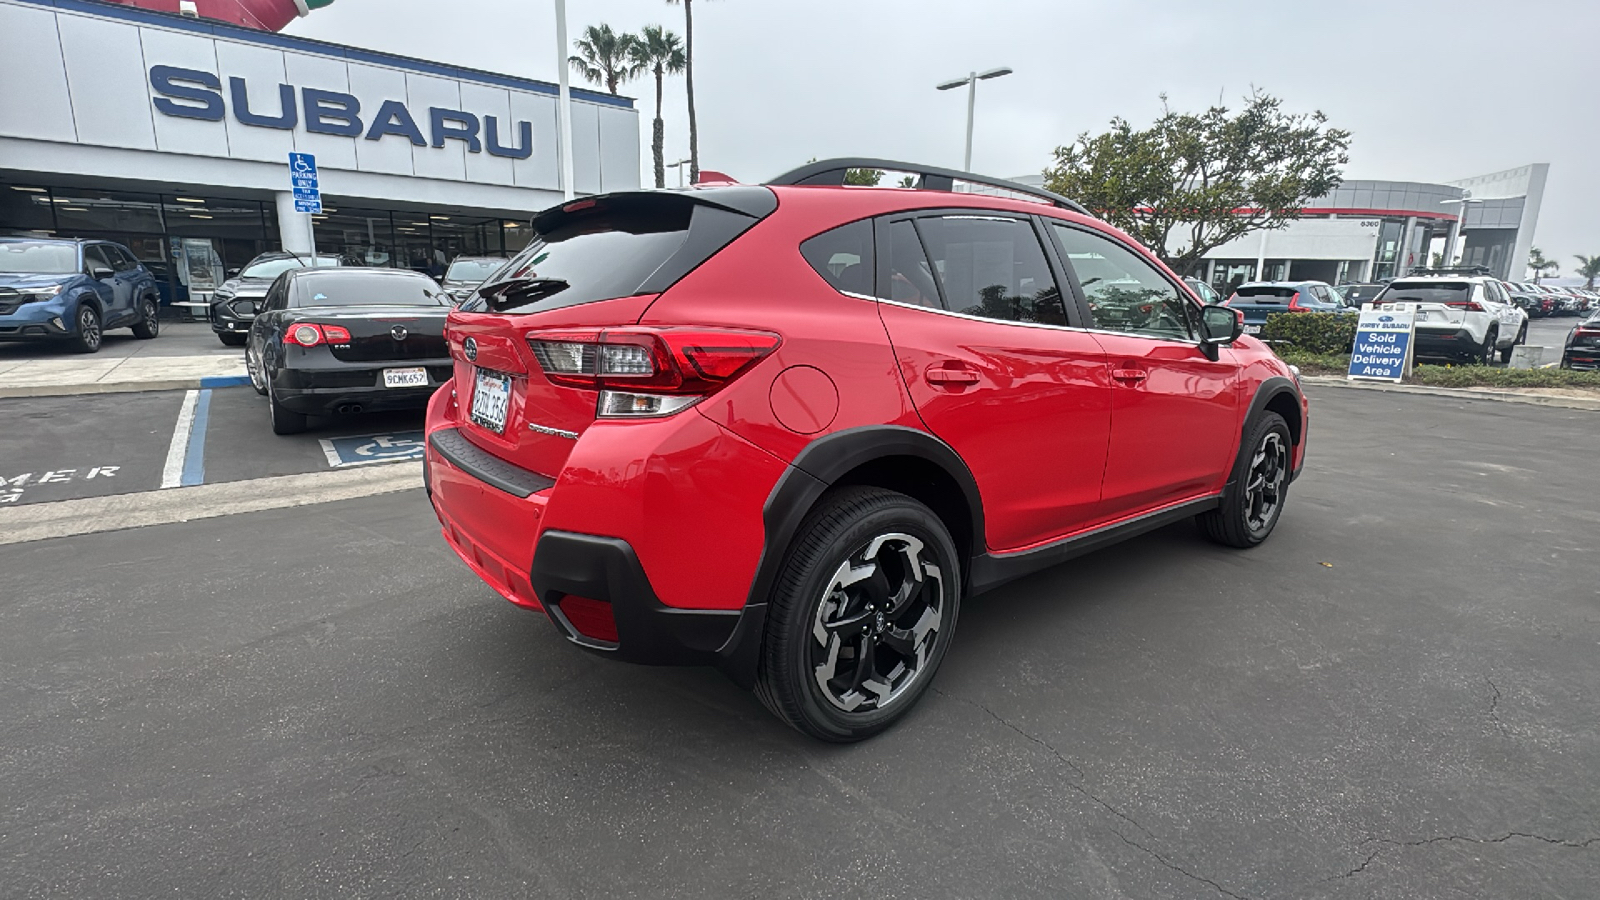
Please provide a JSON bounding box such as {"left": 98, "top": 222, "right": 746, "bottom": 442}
{"left": 52, "top": 189, "right": 164, "bottom": 234}
{"left": 312, "top": 206, "right": 395, "bottom": 267}
{"left": 0, "top": 184, "right": 56, "bottom": 232}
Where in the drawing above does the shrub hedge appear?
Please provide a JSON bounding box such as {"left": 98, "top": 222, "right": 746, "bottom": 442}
{"left": 1258, "top": 312, "right": 1357, "bottom": 354}
{"left": 1271, "top": 347, "right": 1600, "bottom": 390}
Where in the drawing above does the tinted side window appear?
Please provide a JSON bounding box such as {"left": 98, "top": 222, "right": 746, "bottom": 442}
{"left": 83, "top": 246, "right": 114, "bottom": 274}
{"left": 799, "top": 219, "right": 873, "bottom": 296}
{"left": 882, "top": 219, "right": 941, "bottom": 308}
{"left": 1310, "top": 285, "right": 1332, "bottom": 304}
{"left": 914, "top": 216, "right": 1066, "bottom": 325}
{"left": 1051, "top": 224, "right": 1193, "bottom": 340}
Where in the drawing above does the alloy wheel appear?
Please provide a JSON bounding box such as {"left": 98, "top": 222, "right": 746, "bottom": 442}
{"left": 144, "top": 301, "right": 158, "bottom": 335}
{"left": 247, "top": 345, "right": 264, "bottom": 392}
{"left": 79, "top": 307, "right": 101, "bottom": 351}
{"left": 1244, "top": 432, "right": 1288, "bottom": 536}
{"left": 809, "top": 533, "right": 945, "bottom": 713}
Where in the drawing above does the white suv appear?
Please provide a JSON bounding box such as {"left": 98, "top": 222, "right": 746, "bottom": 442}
{"left": 1373, "top": 274, "right": 1528, "bottom": 364}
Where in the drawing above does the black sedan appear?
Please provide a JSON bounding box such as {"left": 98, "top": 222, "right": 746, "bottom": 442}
{"left": 1562, "top": 310, "right": 1600, "bottom": 371}
{"left": 245, "top": 267, "right": 452, "bottom": 434}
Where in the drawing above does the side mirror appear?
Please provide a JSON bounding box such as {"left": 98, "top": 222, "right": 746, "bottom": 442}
{"left": 1199, "top": 305, "right": 1244, "bottom": 360}
{"left": 227, "top": 268, "right": 241, "bottom": 278}
{"left": 91, "top": 266, "right": 114, "bottom": 279}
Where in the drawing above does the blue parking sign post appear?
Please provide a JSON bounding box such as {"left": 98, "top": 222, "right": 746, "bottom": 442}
{"left": 1347, "top": 307, "right": 1416, "bottom": 382}
{"left": 288, "top": 153, "right": 321, "bottom": 264}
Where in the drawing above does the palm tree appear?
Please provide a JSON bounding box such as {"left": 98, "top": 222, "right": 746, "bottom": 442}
{"left": 1574, "top": 254, "right": 1600, "bottom": 290}
{"left": 665, "top": 0, "right": 702, "bottom": 184}
{"left": 1527, "top": 247, "right": 1559, "bottom": 283}
{"left": 569, "top": 24, "right": 642, "bottom": 96}
{"left": 630, "top": 26, "right": 685, "bottom": 189}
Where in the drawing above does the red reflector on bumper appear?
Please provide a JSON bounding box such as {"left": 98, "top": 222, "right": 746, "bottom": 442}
{"left": 559, "top": 595, "right": 619, "bottom": 643}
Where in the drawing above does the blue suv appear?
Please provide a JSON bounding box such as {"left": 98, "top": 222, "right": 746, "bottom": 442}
{"left": 0, "top": 237, "right": 161, "bottom": 353}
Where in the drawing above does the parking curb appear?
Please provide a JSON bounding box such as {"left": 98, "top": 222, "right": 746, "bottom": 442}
{"left": 1301, "top": 375, "right": 1600, "bottom": 411}
{"left": 0, "top": 374, "right": 251, "bottom": 400}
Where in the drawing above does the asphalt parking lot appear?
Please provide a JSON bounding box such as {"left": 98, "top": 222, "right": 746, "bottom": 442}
{"left": 1, "top": 385, "right": 1597, "bottom": 898}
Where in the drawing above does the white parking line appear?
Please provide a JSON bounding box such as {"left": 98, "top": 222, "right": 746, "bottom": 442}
{"left": 160, "top": 390, "right": 200, "bottom": 489}
{"left": 0, "top": 463, "right": 424, "bottom": 546}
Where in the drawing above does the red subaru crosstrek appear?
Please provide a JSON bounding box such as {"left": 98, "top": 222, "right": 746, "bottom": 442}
{"left": 424, "top": 159, "right": 1308, "bottom": 742}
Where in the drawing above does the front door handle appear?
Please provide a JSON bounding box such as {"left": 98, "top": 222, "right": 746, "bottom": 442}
{"left": 1111, "top": 367, "right": 1148, "bottom": 385}
{"left": 926, "top": 363, "right": 980, "bottom": 387}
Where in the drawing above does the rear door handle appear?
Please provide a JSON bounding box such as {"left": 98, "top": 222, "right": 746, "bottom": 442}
{"left": 926, "top": 364, "right": 980, "bottom": 387}
{"left": 1111, "top": 367, "right": 1148, "bottom": 385}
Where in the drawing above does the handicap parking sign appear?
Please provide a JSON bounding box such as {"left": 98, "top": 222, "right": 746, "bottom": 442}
{"left": 289, "top": 153, "right": 322, "bottom": 214}
{"left": 319, "top": 432, "right": 425, "bottom": 468}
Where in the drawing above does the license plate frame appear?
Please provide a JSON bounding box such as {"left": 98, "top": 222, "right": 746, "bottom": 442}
{"left": 470, "top": 368, "right": 512, "bottom": 434}
{"left": 1243, "top": 324, "right": 1262, "bottom": 335}
{"left": 382, "top": 366, "right": 429, "bottom": 389}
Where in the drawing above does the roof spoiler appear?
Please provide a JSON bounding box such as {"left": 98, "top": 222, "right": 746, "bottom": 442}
{"left": 766, "top": 157, "right": 1089, "bottom": 216}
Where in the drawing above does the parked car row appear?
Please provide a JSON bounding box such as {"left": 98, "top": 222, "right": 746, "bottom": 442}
{"left": 1507, "top": 282, "right": 1597, "bottom": 318}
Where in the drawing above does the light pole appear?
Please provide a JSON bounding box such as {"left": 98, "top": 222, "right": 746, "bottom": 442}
{"left": 554, "top": 0, "right": 575, "bottom": 201}
{"left": 1439, "top": 195, "right": 1482, "bottom": 268}
{"left": 666, "top": 158, "right": 692, "bottom": 188}
{"left": 936, "top": 67, "right": 1012, "bottom": 172}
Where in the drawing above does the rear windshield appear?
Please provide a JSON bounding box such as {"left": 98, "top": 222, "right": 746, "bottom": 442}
{"left": 241, "top": 255, "right": 341, "bottom": 279}
{"left": 0, "top": 241, "right": 77, "bottom": 274}
{"left": 473, "top": 193, "right": 766, "bottom": 314}
{"left": 1235, "top": 286, "right": 1297, "bottom": 300}
{"left": 294, "top": 272, "right": 446, "bottom": 307}
{"left": 445, "top": 258, "right": 504, "bottom": 282}
{"left": 1377, "top": 281, "right": 1470, "bottom": 304}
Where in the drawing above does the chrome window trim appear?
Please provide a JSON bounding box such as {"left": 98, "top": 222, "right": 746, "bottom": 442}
{"left": 873, "top": 296, "right": 1204, "bottom": 345}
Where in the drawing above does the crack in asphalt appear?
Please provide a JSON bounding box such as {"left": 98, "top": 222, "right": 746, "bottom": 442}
{"left": 930, "top": 687, "right": 1154, "bottom": 842}
{"left": 1112, "top": 829, "right": 1254, "bottom": 900}
{"left": 1326, "top": 832, "right": 1599, "bottom": 882}
{"left": 1484, "top": 675, "right": 1509, "bottom": 735}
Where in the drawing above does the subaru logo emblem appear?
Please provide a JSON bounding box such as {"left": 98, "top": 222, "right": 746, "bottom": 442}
{"left": 464, "top": 336, "right": 478, "bottom": 362}
{"left": 390, "top": 325, "right": 408, "bottom": 341}
{"left": 1378, "top": 315, "right": 1394, "bottom": 322}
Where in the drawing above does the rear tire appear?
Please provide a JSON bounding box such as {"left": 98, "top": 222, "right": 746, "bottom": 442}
{"left": 267, "top": 372, "right": 308, "bottom": 435}
{"left": 755, "top": 487, "right": 961, "bottom": 743}
{"left": 1198, "top": 411, "right": 1292, "bottom": 549}
{"left": 245, "top": 343, "right": 268, "bottom": 397}
{"left": 1499, "top": 324, "right": 1526, "bottom": 364}
{"left": 131, "top": 297, "right": 160, "bottom": 339}
{"left": 1479, "top": 329, "right": 1497, "bottom": 366}
{"left": 218, "top": 333, "right": 247, "bottom": 347}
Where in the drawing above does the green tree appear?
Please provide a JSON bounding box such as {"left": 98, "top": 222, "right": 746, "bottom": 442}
{"left": 898, "top": 175, "right": 916, "bottom": 188}
{"left": 1527, "top": 247, "right": 1558, "bottom": 283}
{"left": 1043, "top": 90, "right": 1351, "bottom": 276}
{"left": 1573, "top": 254, "right": 1600, "bottom": 289}
{"left": 665, "top": 0, "right": 704, "bottom": 184}
{"left": 569, "top": 24, "right": 641, "bottom": 96}
{"left": 843, "top": 168, "right": 884, "bottom": 186}
{"left": 630, "top": 25, "right": 686, "bottom": 189}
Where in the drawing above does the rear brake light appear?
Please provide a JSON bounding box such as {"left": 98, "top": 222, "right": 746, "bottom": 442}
{"left": 527, "top": 327, "right": 781, "bottom": 398}
{"left": 558, "top": 595, "right": 618, "bottom": 643}
{"left": 1445, "top": 301, "right": 1486, "bottom": 312}
{"left": 1287, "top": 292, "right": 1304, "bottom": 311}
{"left": 284, "top": 323, "right": 351, "bottom": 346}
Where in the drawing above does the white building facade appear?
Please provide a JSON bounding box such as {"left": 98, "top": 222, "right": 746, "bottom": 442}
{"left": 0, "top": 0, "right": 639, "bottom": 302}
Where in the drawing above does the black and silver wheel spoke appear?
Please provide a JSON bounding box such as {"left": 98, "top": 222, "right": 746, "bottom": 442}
{"left": 810, "top": 532, "right": 944, "bottom": 713}
{"left": 1244, "top": 432, "right": 1288, "bottom": 534}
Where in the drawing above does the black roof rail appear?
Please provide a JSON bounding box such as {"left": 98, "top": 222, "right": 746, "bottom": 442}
{"left": 1405, "top": 265, "right": 1494, "bottom": 277}
{"left": 766, "top": 158, "right": 1090, "bottom": 216}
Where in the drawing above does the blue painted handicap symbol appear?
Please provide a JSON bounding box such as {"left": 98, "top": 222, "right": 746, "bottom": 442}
{"left": 319, "top": 431, "right": 425, "bottom": 468}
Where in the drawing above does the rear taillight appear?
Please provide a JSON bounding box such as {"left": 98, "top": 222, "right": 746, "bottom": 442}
{"left": 1222, "top": 295, "right": 1235, "bottom": 306}
{"left": 527, "top": 326, "right": 781, "bottom": 418}
{"left": 1445, "top": 301, "right": 1487, "bottom": 312}
{"left": 284, "top": 323, "right": 352, "bottom": 346}
{"left": 1287, "top": 292, "right": 1304, "bottom": 311}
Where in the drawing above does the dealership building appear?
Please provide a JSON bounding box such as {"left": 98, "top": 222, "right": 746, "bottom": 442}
{"left": 0, "top": 0, "right": 639, "bottom": 305}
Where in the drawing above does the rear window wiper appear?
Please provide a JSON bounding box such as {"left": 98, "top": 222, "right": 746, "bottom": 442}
{"left": 478, "top": 276, "right": 570, "bottom": 310}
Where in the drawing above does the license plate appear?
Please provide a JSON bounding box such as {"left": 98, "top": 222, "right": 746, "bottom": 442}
{"left": 470, "top": 368, "right": 512, "bottom": 433}
{"left": 1415, "top": 311, "right": 1430, "bottom": 321}
{"left": 382, "top": 367, "right": 429, "bottom": 388}
{"left": 1243, "top": 324, "right": 1262, "bottom": 334}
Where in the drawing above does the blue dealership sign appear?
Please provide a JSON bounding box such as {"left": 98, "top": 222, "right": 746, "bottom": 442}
{"left": 1347, "top": 308, "right": 1416, "bottom": 382}
{"left": 289, "top": 152, "right": 321, "bottom": 213}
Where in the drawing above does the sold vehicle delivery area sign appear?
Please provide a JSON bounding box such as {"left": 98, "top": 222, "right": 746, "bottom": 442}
{"left": 1348, "top": 307, "right": 1416, "bottom": 382}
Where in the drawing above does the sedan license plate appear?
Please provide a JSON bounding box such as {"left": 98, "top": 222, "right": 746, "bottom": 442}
{"left": 382, "top": 367, "right": 429, "bottom": 389}
{"left": 471, "top": 369, "right": 512, "bottom": 434}
{"left": 1243, "top": 324, "right": 1262, "bottom": 334}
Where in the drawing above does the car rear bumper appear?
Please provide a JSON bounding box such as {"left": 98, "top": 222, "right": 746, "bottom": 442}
{"left": 1562, "top": 347, "right": 1600, "bottom": 370}
{"left": 272, "top": 362, "right": 452, "bottom": 413}
{"left": 422, "top": 387, "right": 781, "bottom": 680}
{"left": 1414, "top": 328, "right": 1478, "bottom": 352}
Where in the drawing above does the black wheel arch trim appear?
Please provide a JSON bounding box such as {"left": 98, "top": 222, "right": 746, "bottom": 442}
{"left": 1233, "top": 376, "right": 1304, "bottom": 487}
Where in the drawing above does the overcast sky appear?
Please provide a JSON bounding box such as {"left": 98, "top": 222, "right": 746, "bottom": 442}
{"left": 289, "top": 0, "right": 1600, "bottom": 269}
